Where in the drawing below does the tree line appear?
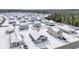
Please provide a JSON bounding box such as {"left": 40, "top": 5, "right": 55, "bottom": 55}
{"left": 45, "top": 13, "right": 79, "bottom": 27}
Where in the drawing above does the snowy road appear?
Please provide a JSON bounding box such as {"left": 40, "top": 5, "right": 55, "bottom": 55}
{"left": 0, "top": 27, "right": 10, "bottom": 49}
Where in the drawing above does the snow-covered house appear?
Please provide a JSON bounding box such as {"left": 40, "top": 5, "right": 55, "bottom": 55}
{"left": 33, "top": 21, "right": 41, "bottom": 28}
{"left": 29, "top": 30, "right": 47, "bottom": 44}
{"left": 59, "top": 25, "right": 75, "bottom": 34}
{"left": 47, "top": 26, "right": 62, "bottom": 38}
{"left": 10, "top": 33, "right": 23, "bottom": 48}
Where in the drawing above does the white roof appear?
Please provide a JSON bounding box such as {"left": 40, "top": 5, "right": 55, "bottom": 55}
{"left": 75, "top": 30, "right": 79, "bottom": 34}
{"left": 51, "top": 26, "right": 60, "bottom": 32}
{"left": 30, "top": 30, "right": 41, "bottom": 40}
{"left": 20, "top": 22, "right": 28, "bottom": 26}
{"left": 35, "top": 21, "right": 41, "bottom": 23}
{"left": 6, "top": 25, "right": 14, "bottom": 31}
{"left": 10, "top": 33, "right": 22, "bottom": 43}
{"left": 49, "top": 20, "right": 54, "bottom": 23}
{"left": 59, "top": 25, "right": 75, "bottom": 31}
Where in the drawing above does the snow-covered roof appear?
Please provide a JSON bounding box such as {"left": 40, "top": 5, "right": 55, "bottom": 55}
{"left": 51, "top": 26, "right": 60, "bottom": 33}
{"left": 30, "top": 30, "right": 41, "bottom": 40}
{"left": 10, "top": 33, "right": 22, "bottom": 43}
{"left": 6, "top": 25, "right": 14, "bottom": 31}
{"left": 59, "top": 25, "right": 75, "bottom": 32}
{"left": 75, "top": 30, "right": 79, "bottom": 34}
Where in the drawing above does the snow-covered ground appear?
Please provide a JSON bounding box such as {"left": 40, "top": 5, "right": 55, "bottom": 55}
{"left": 0, "top": 12, "right": 79, "bottom": 49}
{"left": 0, "top": 27, "right": 10, "bottom": 48}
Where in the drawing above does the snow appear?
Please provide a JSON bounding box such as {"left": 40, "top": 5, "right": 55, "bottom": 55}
{"left": 0, "top": 27, "right": 10, "bottom": 49}
{"left": 30, "top": 30, "right": 41, "bottom": 40}
{"left": 6, "top": 25, "right": 14, "bottom": 31}
{"left": 39, "top": 29, "right": 66, "bottom": 48}
{"left": 51, "top": 26, "right": 60, "bottom": 33}
{"left": 58, "top": 24, "right": 75, "bottom": 32}
{"left": 75, "top": 30, "right": 79, "bottom": 34}
{"left": 10, "top": 33, "right": 23, "bottom": 43}
{"left": 0, "top": 12, "right": 79, "bottom": 49}
{"left": 14, "top": 26, "right": 39, "bottom": 49}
